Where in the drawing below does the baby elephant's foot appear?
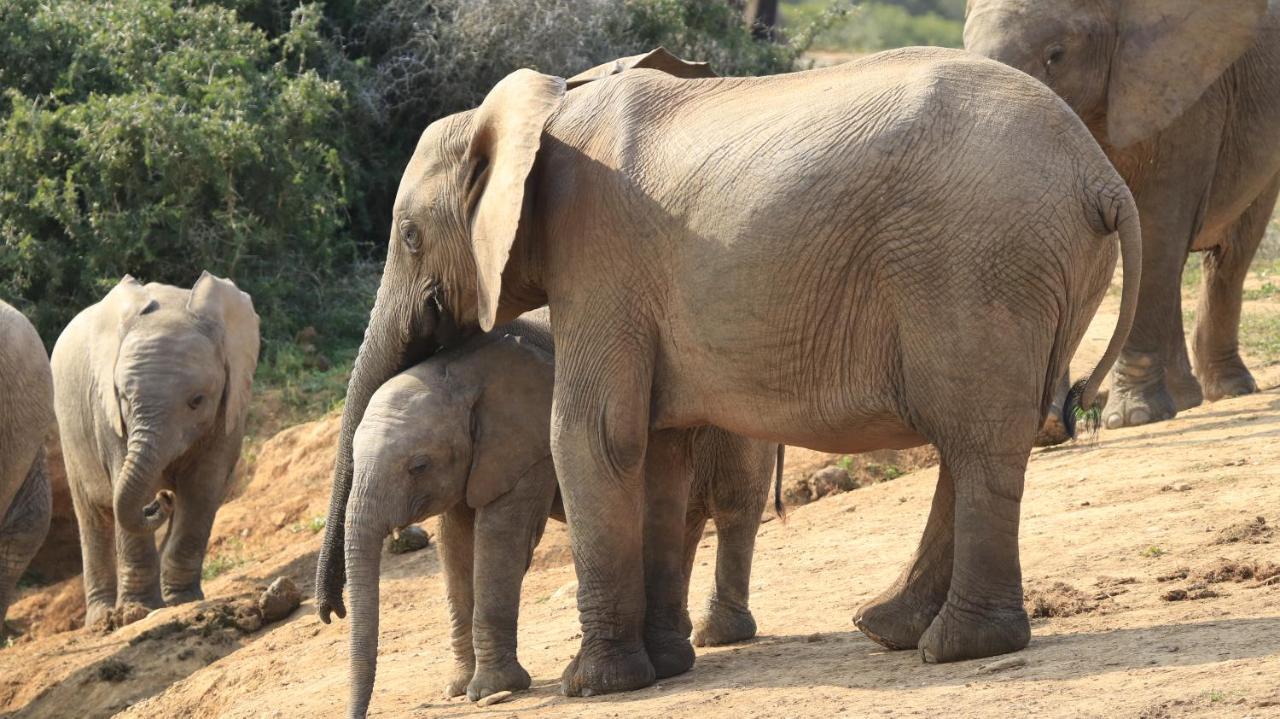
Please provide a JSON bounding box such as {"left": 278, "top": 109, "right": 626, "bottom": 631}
{"left": 692, "top": 600, "right": 757, "bottom": 647}
{"left": 917, "top": 598, "right": 1029, "bottom": 664}
{"left": 442, "top": 663, "right": 475, "bottom": 698}
{"left": 1200, "top": 359, "right": 1257, "bottom": 403}
{"left": 85, "top": 602, "right": 116, "bottom": 632}
{"left": 467, "top": 660, "right": 530, "bottom": 701}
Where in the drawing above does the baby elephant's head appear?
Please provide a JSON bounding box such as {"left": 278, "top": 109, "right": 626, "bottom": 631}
{"left": 348, "top": 334, "right": 555, "bottom": 533}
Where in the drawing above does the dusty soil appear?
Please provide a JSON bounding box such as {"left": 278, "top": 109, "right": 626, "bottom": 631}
{"left": 3, "top": 282, "right": 1280, "bottom": 718}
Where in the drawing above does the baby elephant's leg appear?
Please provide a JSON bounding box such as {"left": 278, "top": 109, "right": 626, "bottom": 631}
{"left": 437, "top": 505, "right": 476, "bottom": 698}
{"left": 466, "top": 462, "right": 556, "bottom": 701}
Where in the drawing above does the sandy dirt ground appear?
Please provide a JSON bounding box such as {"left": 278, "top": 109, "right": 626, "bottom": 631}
{"left": 2, "top": 283, "right": 1280, "bottom": 718}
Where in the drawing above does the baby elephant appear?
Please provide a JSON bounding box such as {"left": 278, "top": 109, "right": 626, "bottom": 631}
{"left": 0, "top": 300, "right": 54, "bottom": 632}
{"left": 51, "top": 272, "right": 259, "bottom": 628}
{"left": 345, "top": 312, "right": 777, "bottom": 715}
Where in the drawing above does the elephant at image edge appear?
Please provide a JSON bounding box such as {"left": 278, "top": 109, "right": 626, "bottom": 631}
{"left": 51, "top": 272, "right": 258, "bottom": 628}
{"left": 966, "top": 0, "right": 1280, "bottom": 435}
{"left": 344, "top": 310, "right": 778, "bottom": 714}
{"left": 0, "top": 300, "right": 54, "bottom": 633}
{"left": 316, "top": 46, "right": 1142, "bottom": 695}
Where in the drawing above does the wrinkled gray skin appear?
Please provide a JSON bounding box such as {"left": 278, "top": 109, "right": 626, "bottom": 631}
{"left": 51, "top": 272, "right": 259, "bottom": 628}
{"left": 345, "top": 310, "right": 776, "bottom": 716}
{"left": 319, "top": 46, "right": 1143, "bottom": 696}
{"left": 0, "top": 301, "right": 54, "bottom": 634}
{"left": 966, "top": 0, "right": 1280, "bottom": 436}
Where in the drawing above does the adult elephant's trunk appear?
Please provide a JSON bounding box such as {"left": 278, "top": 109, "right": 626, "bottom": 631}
{"left": 316, "top": 286, "right": 441, "bottom": 623}
{"left": 345, "top": 491, "right": 389, "bottom": 719}
{"left": 114, "top": 427, "right": 173, "bottom": 535}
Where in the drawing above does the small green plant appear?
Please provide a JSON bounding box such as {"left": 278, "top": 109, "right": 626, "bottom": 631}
{"left": 202, "top": 537, "right": 247, "bottom": 580}
{"left": 289, "top": 516, "right": 326, "bottom": 534}
{"left": 1243, "top": 281, "right": 1280, "bottom": 301}
{"left": 836, "top": 455, "right": 855, "bottom": 473}
{"left": 1141, "top": 545, "right": 1166, "bottom": 558}
{"left": 1205, "top": 689, "right": 1226, "bottom": 703}
{"left": 869, "top": 462, "right": 904, "bottom": 481}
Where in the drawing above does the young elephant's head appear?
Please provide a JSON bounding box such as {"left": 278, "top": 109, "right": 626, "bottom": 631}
{"left": 317, "top": 47, "right": 716, "bottom": 623}
{"left": 96, "top": 272, "right": 259, "bottom": 534}
{"left": 963, "top": 0, "right": 1268, "bottom": 148}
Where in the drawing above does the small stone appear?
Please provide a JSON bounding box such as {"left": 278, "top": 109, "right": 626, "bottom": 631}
{"left": 810, "top": 466, "right": 856, "bottom": 498}
{"left": 476, "top": 690, "right": 512, "bottom": 706}
{"left": 1175, "top": 483, "right": 1192, "bottom": 492}
{"left": 1080, "top": 501, "right": 1091, "bottom": 507}
{"left": 975, "top": 656, "right": 1027, "bottom": 673}
{"left": 387, "top": 525, "right": 431, "bottom": 554}
{"left": 259, "top": 577, "right": 302, "bottom": 623}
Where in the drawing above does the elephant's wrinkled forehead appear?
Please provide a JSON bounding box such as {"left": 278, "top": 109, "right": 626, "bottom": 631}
{"left": 395, "top": 110, "right": 476, "bottom": 212}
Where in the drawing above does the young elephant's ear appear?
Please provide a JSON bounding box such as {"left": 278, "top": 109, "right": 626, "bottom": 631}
{"left": 94, "top": 276, "right": 152, "bottom": 437}
{"left": 465, "top": 336, "right": 556, "bottom": 508}
{"left": 465, "top": 70, "right": 566, "bottom": 332}
{"left": 1108, "top": 0, "right": 1266, "bottom": 148}
{"left": 187, "top": 271, "right": 260, "bottom": 434}
{"left": 565, "top": 47, "right": 717, "bottom": 89}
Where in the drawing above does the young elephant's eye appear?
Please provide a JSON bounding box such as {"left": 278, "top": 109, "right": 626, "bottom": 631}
{"left": 188, "top": 394, "right": 205, "bottom": 410}
{"left": 408, "top": 456, "right": 431, "bottom": 475}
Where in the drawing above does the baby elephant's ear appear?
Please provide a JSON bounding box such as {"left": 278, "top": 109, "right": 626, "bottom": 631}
{"left": 565, "top": 47, "right": 717, "bottom": 89}
{"left": 465, "top": 337, "right": 556, "bottom": 508}
{"left": 187, "top": 271, "right": 260, "bottom": 435}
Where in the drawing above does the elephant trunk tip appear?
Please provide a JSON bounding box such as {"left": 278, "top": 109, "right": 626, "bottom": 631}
{"left": 1062, "top": 379, "right": 1101, "bottom": 441}
{"left": 134, "top": 489, "right": 175, "bottom": 533}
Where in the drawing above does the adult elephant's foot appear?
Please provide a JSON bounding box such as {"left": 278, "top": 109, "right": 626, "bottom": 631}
{"left": 645, "top": 606, "right": 695, "bottom": 679}
{"left": 692, "top": 599, "right": 757, "bottom": 647}
{"left": 560, "top": 636, "right": 655, "bottom": 697}
{"left": 1166, "top": 366, "right": 1205, "bottom": 411}
{"left": 1104, "top": 352, "right": 1176, "bottom": 429}
{"left": 854, "top": 581, "right": 947, "bottom": 650}
{"left": 1200, "top": 357, "right": 1257, "bottom": 402}
{"left": 85, "top": 602, "right": 115, "bottom": 631}
{"left": 467, "top": 660, "right": 530, "bottom": 701}
{"left": 442, "top": 663, "right": 475, "bottom": 698}
{"left": 917, "top": 598, "right": 1030, "bottom": 663}
{"left": 162, "top": 585, "right": 204, "bottom": 606}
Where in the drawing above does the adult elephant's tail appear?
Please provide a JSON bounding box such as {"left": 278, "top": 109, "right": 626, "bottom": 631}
{"left": 1063, "top": 185, "right": 1142, "bottom": 437}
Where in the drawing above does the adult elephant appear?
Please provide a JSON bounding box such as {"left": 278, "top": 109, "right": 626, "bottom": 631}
{"left": 51, "top": 272, "right": 259, "bottom": 628}
{"left": 317, "top": 46, "right": 1141, "bottom": 696}
{"left": 0, "top": 300, "right": 54, "bottom": 633}
{"left": 966, "top": 0, "right": 1280, "bottom": 433}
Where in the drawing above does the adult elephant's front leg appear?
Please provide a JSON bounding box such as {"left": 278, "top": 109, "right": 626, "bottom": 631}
{"left": 641, "top": 429, "right": 696, "bottom": 678}
{"left": 553, "top": 335, "right": 656, "bottom": 697}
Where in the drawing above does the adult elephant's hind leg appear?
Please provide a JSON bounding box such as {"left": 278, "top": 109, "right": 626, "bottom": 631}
{"left": 554, "top": 329, "right": 656, "bottom": 697}
{"left": 642, "top": 429, "right": 696, "bottom": 678}
{"left": 1194, "top": 177, "right": 1279, "bottom": 402}
{"left": 854, "top": 462, "right": 954, "bottom": 650}
{"left": 917, "top": 428, "right": 1034, "bottom": 663}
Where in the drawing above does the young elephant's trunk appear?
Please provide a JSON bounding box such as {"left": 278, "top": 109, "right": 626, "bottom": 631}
{"left": 345, "top": 492, "right": 390, "bottom": 718}
{"left": 114, "top": 427, "right": 173, "bottom": 535}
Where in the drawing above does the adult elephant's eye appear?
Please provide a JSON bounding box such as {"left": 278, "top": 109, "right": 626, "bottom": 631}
{"left": 408, "top": 456, "right": 431, "bottom": 475}
{"left": 1045, "top": 44, "right": 1065, "bottom": 71}
{"left": 188, "top": 394, "right": 205, "bottom": 410}
{"left": 401, "top": 221, "right": 421, "bottom": 254}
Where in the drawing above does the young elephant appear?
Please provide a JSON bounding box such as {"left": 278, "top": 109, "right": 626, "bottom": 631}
{"left": 51, "top": 272, "right": 259, "bottom": 628}
{"left": 0, "top": 300, "right": 54, "bottom": 632}
{"left": 345, "top": 311, "right": 777, "bottom": 715}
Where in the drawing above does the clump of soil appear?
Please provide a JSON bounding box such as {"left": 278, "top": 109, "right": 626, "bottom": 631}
{"left": 1161, "top": 587, "right": 1220, "bottom": 602}
{"left": 1024, "top": 581, "right": 1098, "bottom": 618}
{"left": 1198, "top": 558, "right": 1280, "bottom": 585}
{"left": 96, "top": 659, "right": 132, "bottom": 683}
{"left": 1214, "top": 516, "right": 1272, "bottom": 544}
{"left": 257, "top": 577, "right": 302, "bottom": 623}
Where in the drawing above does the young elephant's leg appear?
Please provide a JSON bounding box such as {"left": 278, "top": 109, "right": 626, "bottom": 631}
{"left": 0, "top": 451, "right": 52, "bottom": 629}
{"left": 437, "top": 504, "right": 476, "bottom": 699}
{"left": 467, "top": 461, "right": 556, "bottom": 701}
{"left": 1194, "top": 176, "right": 1280, "bottom": 401}
{"left": 70, "top": 485, "right": 118, "bottom": 628}
{"left": 554, "top": 330, "right": 656, "bottom": 697}
{"left": 692, "top": 434, "right": 771, "bottom": 647}
{"left": 854, "top": 463, "right": 954, "bottom": 650}
{"left": 115, "top": 522, "right": 163, "bottom": 617}
{"left": 641, "top": 429, "right": 697, "bottom": 678}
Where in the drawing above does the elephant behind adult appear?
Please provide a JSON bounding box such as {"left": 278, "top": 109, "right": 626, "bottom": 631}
{"left": 51, "top": 272, "right": 259, "bottom": 628}
{"left": 0, "top": 300, "right": 54, "bottom": 632}
{"left": 317, "top": 47, "right": 1142, "bottom": 694}
{"left": 965, "top": 0, "right": 1280, "bottom": 434}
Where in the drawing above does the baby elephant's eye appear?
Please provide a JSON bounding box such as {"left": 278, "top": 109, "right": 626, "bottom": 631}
{"left": 188, "top": 394, "right": 205, "bottom": 410}
{"left": 408, "top": 456, "right": 431, "bottom": 475}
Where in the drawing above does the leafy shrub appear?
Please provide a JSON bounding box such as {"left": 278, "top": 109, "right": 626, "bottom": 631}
{"left": 785, "top": 1, "right": 962, "bottom": 51}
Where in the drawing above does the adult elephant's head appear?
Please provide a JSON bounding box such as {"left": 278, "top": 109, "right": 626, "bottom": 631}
{"left": 963, "top": 0, "right": 1268, "bottom": 149}
{"left": 315, "top": 48, "right": 717, "bottom": 623}
{"left": 97, "top": 272, "right": 259, "bottom": 535}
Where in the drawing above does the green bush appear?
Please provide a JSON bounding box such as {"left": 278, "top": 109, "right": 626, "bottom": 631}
{"left": 784, "top": 1, "right": 963, "bottom": 52}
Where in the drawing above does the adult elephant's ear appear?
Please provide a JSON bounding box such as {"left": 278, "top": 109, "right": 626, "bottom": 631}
{"left": 1108, "top": 0, "right": 1266, "bottom": 148}
{"left": 565, "top": 47, "right": 717, "bottom": 89}
{"left": 465, "top": 336, "right": 555, "bottom": 508}
{"left": 465, "top": 69, "right": 566, "bottom": 332}
{"left": 187, "top": 271, "right": 260, "bottom": 434}
{"left": 95, "top": 276, "right": 151, "bottom": 437}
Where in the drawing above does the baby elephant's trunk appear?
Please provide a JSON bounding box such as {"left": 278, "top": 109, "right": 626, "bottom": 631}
{"left": 345, "top": 493, "right": 390, "bottom": 718}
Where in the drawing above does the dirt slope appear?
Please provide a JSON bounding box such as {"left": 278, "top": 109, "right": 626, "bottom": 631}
{"left": 2, "top": 281, "right": 1280, "bottom": 718}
